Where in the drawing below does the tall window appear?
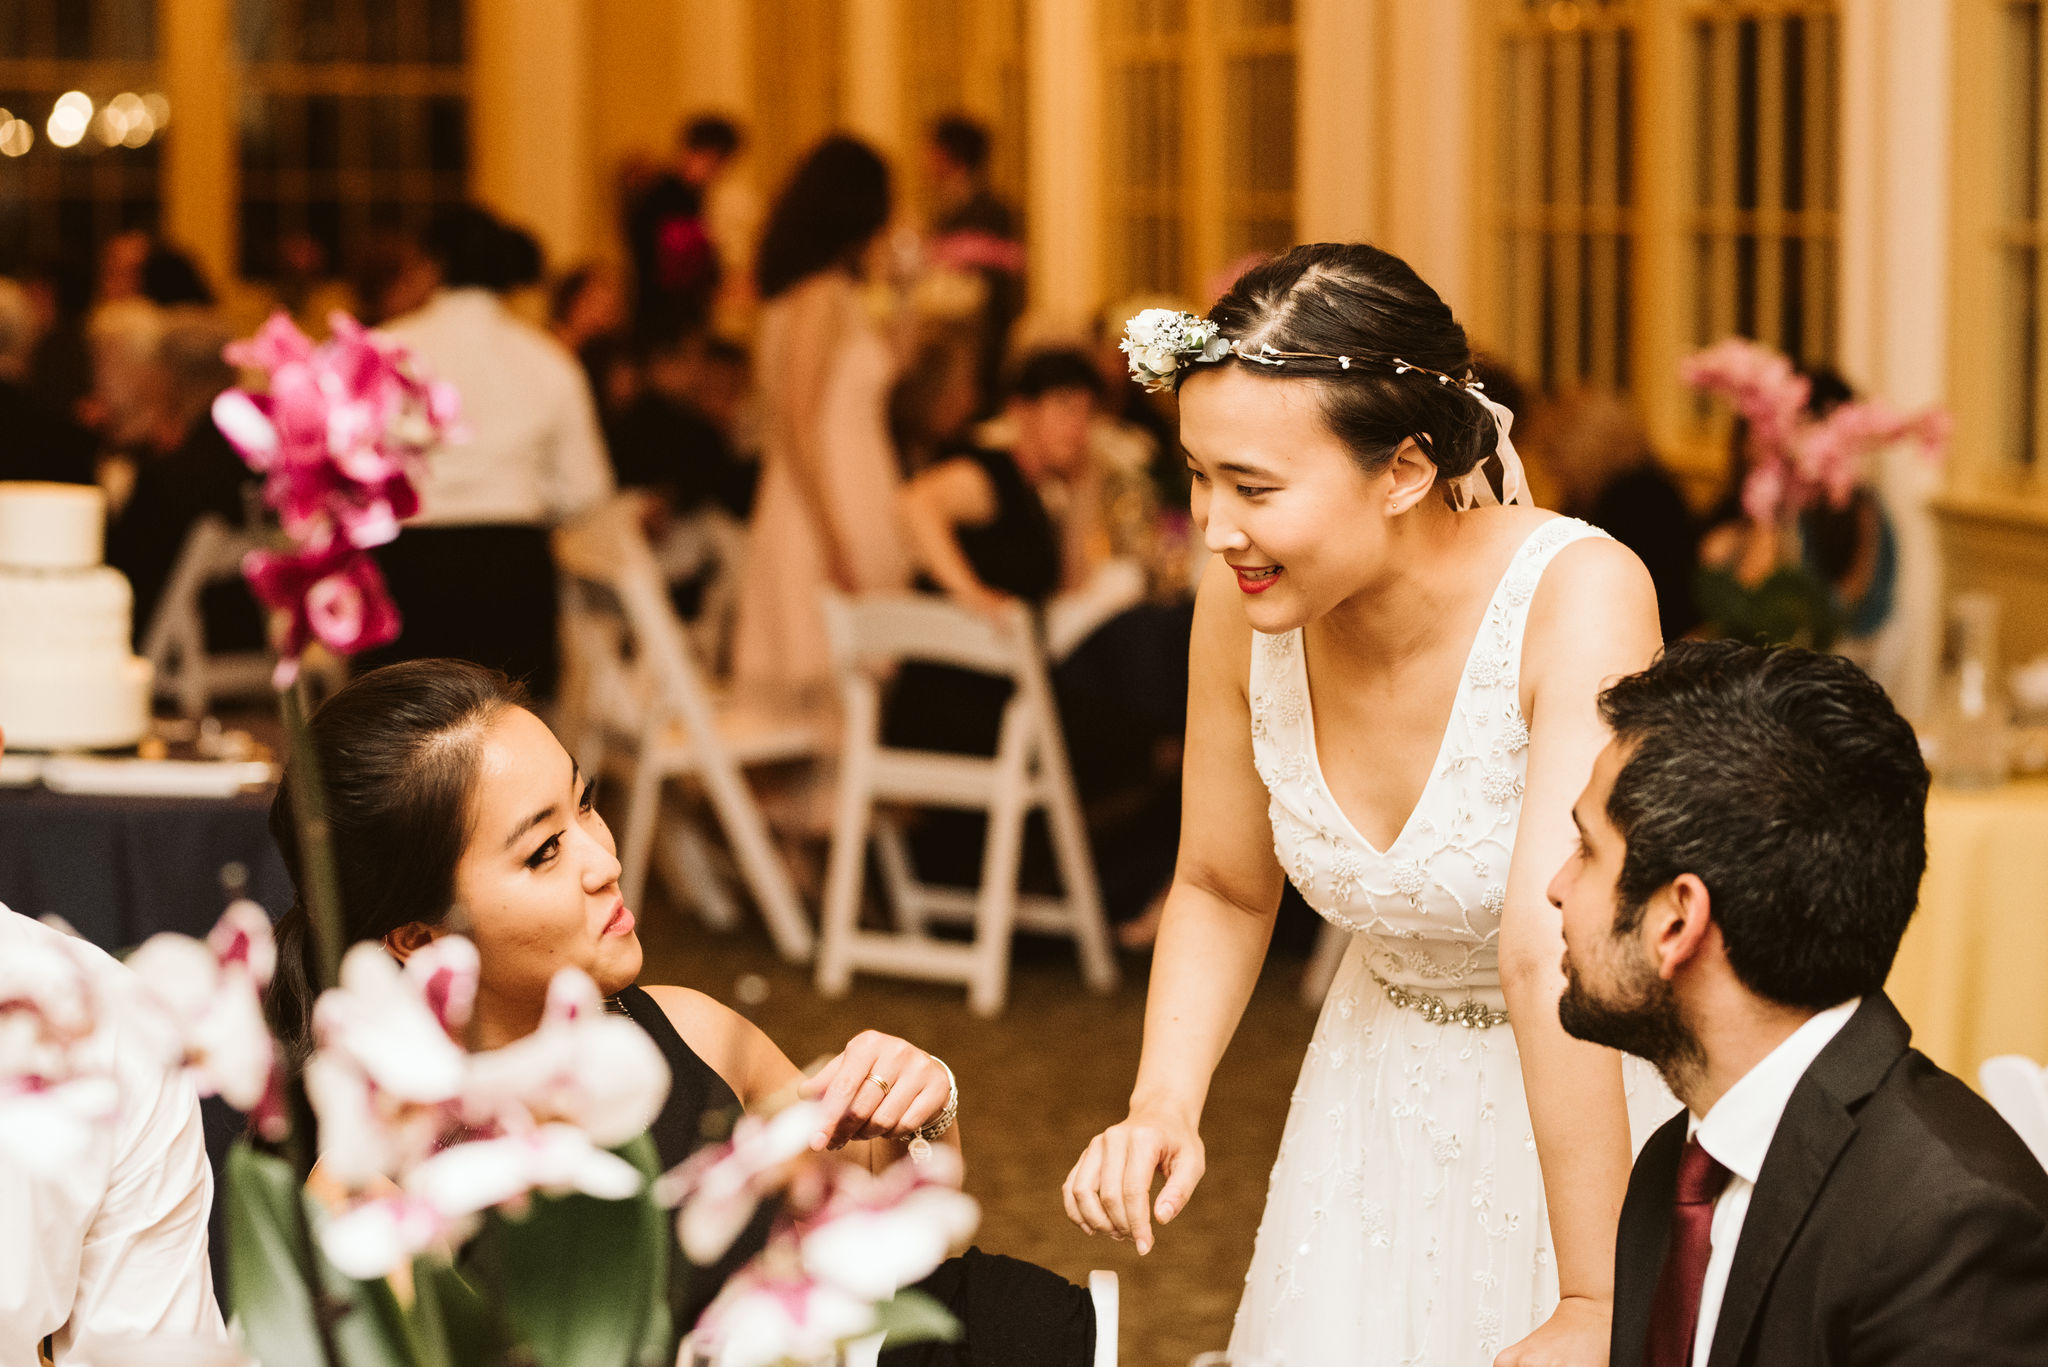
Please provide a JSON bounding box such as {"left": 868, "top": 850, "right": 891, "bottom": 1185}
{"left": 1104, "top": 0, "right": 1186, "bottom": 298}
{"left": 0, "top": 0, "right": 163, "bottom": 272}
{"left": 234, "top": 0, "right": 469, "bottom": 281}
{"left": 1222, "top": 0, "right": 1295, "bottom": 264}
{"left": 1103, "top": 0, "right": 1295, "bottom": 302}
{"left": 1494, "top": 0, "right": 1637, "bottom": 394}
{"left": 1689, "top": 1, "right": 1838, "bottom": 370}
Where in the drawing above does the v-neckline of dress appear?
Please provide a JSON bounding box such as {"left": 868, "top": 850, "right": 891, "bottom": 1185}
{"left": 1293, "top": 519, "right": 1552, "bottom": 858}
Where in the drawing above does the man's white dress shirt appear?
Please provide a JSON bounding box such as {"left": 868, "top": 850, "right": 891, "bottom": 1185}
{"left": 0, "top": 907, "right": 226, "bottom": 1364}
{"left": 381, "top": 288, "right": 614, "bottom": 528}
{"left": 1687, "top": 996, "right": 1861, "bottom": 1367}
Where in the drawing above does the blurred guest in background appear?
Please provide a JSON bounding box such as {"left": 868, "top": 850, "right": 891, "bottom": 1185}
{"left": 549, "top": 261, "right": 635, "bottom": 420}
{"left": 139, "top": 243, "right": 215, "bottom": 309}
{"left": 926, "top": 116, "right": 1022, "bottom": 417}
{"left": 893, "top": 349, "right": 1191, "bottom": 928}
{"left": 367, "top": 205, "right": 613, "bottom": 699}
{"left": 627, "top": 115, "right": 742, "bottom": 341}
{"left": 264, "top": 232, "right": 355, "bottom": 338}
{"left": 103, "top": 308, "right": 265, "bottom": 653}
{"left": 0, "top": 278, "right": 96, "bottom": 486}
{"left": 95, "top": 229, "right": 151, "bottom": 308}
{"left": 348, "top": 228, "right": 438, "bottom": 327}
{"left": 731, "top": 136, "right": 909, "bottom": 707}
{"left": 888, "top": 323, "right": 982, "bottom": 476}
{"left": 1535, "top": 388, "right": 1702, "bottom": 642}
{"left": 23, "top": 252, "right": 95, "bottom": 421}
{"left": 606, "top": 320, "right": 755, "bottom": 521}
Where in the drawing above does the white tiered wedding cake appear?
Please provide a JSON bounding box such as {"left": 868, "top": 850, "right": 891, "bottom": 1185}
{"left": 0, "top": 482, "right": 153, "bottom": 751}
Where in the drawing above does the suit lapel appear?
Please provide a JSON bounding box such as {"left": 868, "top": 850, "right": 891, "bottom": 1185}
{"left": 1702, "top": 995, "right": 1912, "bottom": 1367}
{"left": 1613, "top": 1112, "right": 1687, "bottom": 1367}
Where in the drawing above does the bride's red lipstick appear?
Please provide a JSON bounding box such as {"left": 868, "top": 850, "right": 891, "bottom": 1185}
{"left": 1232, "top": 564, "right": 1282, "bottom": 594}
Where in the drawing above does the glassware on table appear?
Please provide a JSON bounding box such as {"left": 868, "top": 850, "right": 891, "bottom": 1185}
{"left": 1928, "top": 591, "right": 2013, "bottom": 789}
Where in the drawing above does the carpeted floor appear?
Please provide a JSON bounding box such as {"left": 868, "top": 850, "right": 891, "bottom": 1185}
{"left": 636, "top": 894, "right": 1320, "bottom": 1367}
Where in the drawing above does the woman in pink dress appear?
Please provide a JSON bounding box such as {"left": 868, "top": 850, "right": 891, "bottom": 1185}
{"left": 732, "top": 137, "right": 910, "bottom": 706}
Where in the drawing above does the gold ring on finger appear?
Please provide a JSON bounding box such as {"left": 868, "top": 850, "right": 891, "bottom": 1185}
{"left": 864, "top": 1074, "right": 891, "bottom": 1093}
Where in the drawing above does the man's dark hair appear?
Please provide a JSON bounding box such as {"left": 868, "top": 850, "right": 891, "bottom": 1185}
{"left": 681, "top": 115, "right": 742, "bottom": 157}
{"left": 1599, "top": 640, "right": 1930, "bottom": 1009}
{"left": 931, "top": 115, "right": 991, "bottom": 175}
{"left": 1008, "top": 348, "right": 1103, "bottom": 402}
{"left": 425, "top": 205, "right": 544, "bottom": 293}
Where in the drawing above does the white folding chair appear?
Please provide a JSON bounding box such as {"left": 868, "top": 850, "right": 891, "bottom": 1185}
{"left": 554, "top": 502, "right": 821, "bottom": 961}
{"left": 141, "top": 515, "right": 278, "bottom": 717}
{"left": 648, "top": 505, "right": 749, "bottom": 675}
{"left": 1979, "top": 1055, "right": 2048, "bottom": 1173}
{"left": 815, "top": 592, "right": 1119, "bottom": 1016}
{"left": 1089, "top": 1270, "right": 1119, "bottom": 1366}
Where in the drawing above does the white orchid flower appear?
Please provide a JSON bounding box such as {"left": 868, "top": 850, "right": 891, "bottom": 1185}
{"left": 799, "top": 1185, "right": 978, "bottom": 1303}
{"left": 666, "top": 1101, "right": 828, "bottom": 1266}
{"left": 125, "top": 902, "right": 278, "bottom": 1117}
{"left": 405, "top": 1121, "right": 643, "bottom": 1224}
{"left": 318, "top": 1190, "right": 478, "bottom": 1281}
{"left": 311, "top": 940, "right": 472, "bottom": 1104}
{"left": 691, "top": 1262, "right": 878, "bottom": 1367}
{"left": 462, "top": 967, "right": 669, "bottom": 1145}
{"left": 0, "top": 930, "right": 118, "bottom": 1174}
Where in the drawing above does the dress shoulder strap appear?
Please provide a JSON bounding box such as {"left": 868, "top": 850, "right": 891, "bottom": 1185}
{"left": 1478, "top": 517, "right": 1613, "bottom": 697}
{"left": 614, "top": 984, "right": 743, "bottom": 1171}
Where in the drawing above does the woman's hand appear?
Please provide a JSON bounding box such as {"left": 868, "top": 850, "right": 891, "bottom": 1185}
{"left": 799, "top": 1030, "right": 951, "bottom": 1149}
{"left": 1494, "top": 1294, "right": 1610, "bottom": 1367}
{"left": 1062, "top": 1108, "right": 1205, "bottom": 1256}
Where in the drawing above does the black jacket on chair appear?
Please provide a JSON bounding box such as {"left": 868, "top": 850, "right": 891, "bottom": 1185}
{"left": 1611, "top": 994, "right": 2048, "bottom": 1367}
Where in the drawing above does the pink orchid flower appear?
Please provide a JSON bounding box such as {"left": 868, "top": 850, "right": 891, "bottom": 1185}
{"left": 460, "top": 966, "right": 670, "bottom": 1146}
{"left": 663, "top": 1101, "right": 831, "bottom": 1266}
{"left": 243, "top": 541, "right": 402, "bottom": 687}
{"left": 689, "top": 1257, "right": 880, "bottom": 1367}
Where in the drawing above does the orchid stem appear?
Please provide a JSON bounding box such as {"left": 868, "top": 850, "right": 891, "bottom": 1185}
{"left": 281, "top": 677, "right": 344, "bottom": 992}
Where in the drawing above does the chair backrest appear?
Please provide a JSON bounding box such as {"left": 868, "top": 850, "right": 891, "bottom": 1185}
{"left": 821, "top": 591, "right": 1041, "bottom": 682}
{"left": 141, "top": 514, "right": 276, "bottom": 716}
{"left": 1979, "top": 1054, "right": 2048, "bottom": 1172}
{"left": 554, "top": 500, "right": 722, "bottom": 749}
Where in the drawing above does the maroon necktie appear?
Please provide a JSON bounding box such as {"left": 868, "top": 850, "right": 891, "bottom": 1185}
{"left": 1644, "top": 1137, "right": 1734, "bottom": 1367}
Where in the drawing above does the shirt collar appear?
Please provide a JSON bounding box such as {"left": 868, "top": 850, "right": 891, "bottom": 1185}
{"left": 1689, "top": 996, "right": 1862, "bottom": 1184}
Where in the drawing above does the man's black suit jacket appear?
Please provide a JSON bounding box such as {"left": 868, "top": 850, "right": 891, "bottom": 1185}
{"left": 1611, "top": 994, "right": 2048, "bottom": 1367}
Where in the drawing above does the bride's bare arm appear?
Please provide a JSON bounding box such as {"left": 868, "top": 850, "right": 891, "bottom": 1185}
{"left": 1497, "top": 536, "right": 1663, "bottom": 1367}
{"left": 1063, "top": 557, "right": 1285, "bottom": 1254}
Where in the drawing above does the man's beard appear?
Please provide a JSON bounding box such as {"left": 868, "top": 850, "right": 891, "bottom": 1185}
{"left": 1559, "top": 938, "right": 1705, "bottom": 1089}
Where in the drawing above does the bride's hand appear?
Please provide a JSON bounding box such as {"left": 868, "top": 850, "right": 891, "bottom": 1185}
{"left": 1494, "top": 1294, "right": 1610, "bottom": 1367}
{"left": 799, "top": 1030, "right": 952, "bottom": 1149}
{"left": 1062, "top": 1109, "right": 1205, "bottom": 1256}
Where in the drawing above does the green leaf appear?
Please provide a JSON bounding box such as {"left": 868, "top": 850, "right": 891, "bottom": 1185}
{"left": 409, "top": 1259, "right": 505, "bottom": 1367}
{"left": 485, "top": 1135, "right": 671, "bottom": 1367}
{"left": 872, "top": 1289, "right": 961, "bottom": 1349}
{"left": 223, "top": 1139, "right": 415, "bottom": 1367}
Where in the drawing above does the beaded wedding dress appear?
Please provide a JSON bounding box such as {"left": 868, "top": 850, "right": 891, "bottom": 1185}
{"left": 1229, "top": 517, "right": 1676, "bottom": 1367}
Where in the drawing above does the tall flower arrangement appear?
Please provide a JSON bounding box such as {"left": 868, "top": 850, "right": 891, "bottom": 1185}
{"left": 1681, "top": 337, "right": 1948, "bottom": 524}
{"left": 1681, "top": 338, "right": 1947, "bottom": 648}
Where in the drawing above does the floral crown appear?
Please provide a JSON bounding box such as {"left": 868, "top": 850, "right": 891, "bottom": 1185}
{"left": 1119, "top": 307, "right": 1482, "bottom": 395}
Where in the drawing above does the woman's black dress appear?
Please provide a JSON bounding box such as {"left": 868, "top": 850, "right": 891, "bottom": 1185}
{"left": 614, "top": 985, "right": 1094, "bottom": 1366}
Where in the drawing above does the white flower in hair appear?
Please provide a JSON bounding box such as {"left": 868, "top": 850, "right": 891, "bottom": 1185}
{"left": 1120, "top": 308, "right": 1233, "bottom": 392}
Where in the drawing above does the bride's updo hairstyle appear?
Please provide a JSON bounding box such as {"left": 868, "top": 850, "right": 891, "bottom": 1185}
{"left": 1201, "top": 242, "right": 1499, "bottom": 491}
{"left": 264, "top": 659, "right": 531, "bottom": 1065}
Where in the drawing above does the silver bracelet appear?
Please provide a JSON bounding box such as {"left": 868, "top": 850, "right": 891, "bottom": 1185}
{"left": 908, "top": 1056, "right": 959, "bottom": 1163}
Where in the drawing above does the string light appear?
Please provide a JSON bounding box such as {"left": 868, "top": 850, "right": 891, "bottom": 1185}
{"left": 46, "top": 91, "right": 92, "bottom": 149}
{"left": 0, "top": 112, "right": 30, "bottom": 158}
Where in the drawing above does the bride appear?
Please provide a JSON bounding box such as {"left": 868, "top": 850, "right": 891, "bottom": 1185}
{"left": 1063, "top": 244, "right": 1675, "bottom": 1365}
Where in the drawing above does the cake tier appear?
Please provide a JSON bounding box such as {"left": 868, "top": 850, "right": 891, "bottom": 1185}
{"left": 0, "top": 654, "right": 153, "bottom": 751}
{"left": 0, "top": 481, "right": 107, "bottom": 571}
{"left": 0, "top": 565, "right": 135, "bottom": 656}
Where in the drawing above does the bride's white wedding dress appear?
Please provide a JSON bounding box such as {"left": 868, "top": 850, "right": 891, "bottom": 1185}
{"left": 1229, "top": 517, "right": 1676, "bottom": 1367}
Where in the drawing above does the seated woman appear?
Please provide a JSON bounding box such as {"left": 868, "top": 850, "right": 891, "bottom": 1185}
{"left": 892, "top": 348, "right": 1192, "bottom": 932}
{"left": 263, "top": 659, "right": 1092, "bottom": 1364}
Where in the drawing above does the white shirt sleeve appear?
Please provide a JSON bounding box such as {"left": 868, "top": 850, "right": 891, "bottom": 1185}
{"left": 542, "top": 347, "right": 615, "bottom": 523}
{"left": 56, "top": 1004, "right": 227, "bottom": 1357}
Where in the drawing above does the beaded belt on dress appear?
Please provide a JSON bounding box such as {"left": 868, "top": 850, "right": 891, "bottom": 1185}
{"left": 1367, "top": 967, "right": 1510, "bottom": 1029}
